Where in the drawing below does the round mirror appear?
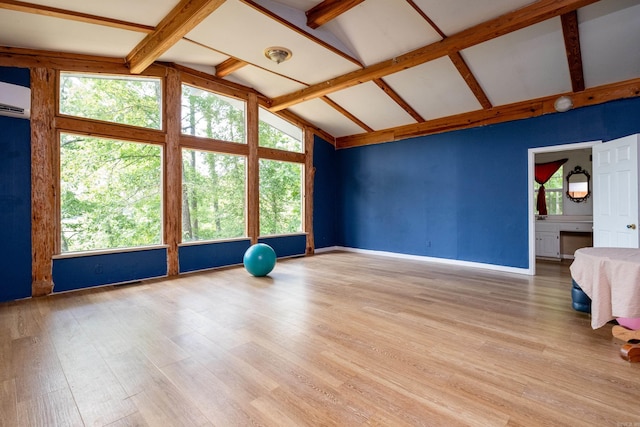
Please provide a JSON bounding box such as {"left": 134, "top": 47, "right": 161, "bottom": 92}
{"left": 566, "top": 165, "right": 590, "bottom": 203}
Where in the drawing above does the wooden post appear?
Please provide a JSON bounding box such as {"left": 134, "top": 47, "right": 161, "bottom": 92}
{"left": 164, "top": 68, "right": 181, "bottom": 276}
{"left": 304, "top": 130, "right": 315, "bottom": 255}
{"left": 246, "top": 93, "right": 259, "bottom": 244}
{"left": 30, "top": 68, "right": 56, "bottom": 296}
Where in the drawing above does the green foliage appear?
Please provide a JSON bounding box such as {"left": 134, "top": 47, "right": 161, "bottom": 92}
{"left": 60, "top": 134, "right": 162, "bottom": 252}
{"left": 182, "top": 150, "right": 246, "bottom": 241}
{"left": 259, "top": 159, "right": 302, "bottom": 235}
{"left": 60, "top": 74, "right": 162, "bottom": 129}
{"left": 181, "top": 85, "right": 245, "bottom": 143}
{"left": 258, "top": 120, "right": 302, "bottom": 152}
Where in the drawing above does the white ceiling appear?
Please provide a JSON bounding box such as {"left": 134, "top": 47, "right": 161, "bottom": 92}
{"left": 0, "top": 0, "right": 638, "bottom": 140}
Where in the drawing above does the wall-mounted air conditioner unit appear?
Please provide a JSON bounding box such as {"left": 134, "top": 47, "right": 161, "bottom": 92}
{"left": 0, "top": 81, "right": 31, "bottom": 119}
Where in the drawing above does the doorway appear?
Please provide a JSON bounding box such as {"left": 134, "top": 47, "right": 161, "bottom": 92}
{"left": 527, "top": 141, "right": 601, "bottom": 275}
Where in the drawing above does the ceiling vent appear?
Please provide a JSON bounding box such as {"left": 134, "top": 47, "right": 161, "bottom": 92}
{"left": 0, "top": 82, "right": 31, "bottom": 119}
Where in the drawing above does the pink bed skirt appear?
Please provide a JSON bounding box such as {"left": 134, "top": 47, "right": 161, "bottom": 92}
{"left": 618, "top": 317, "right": 640, "bottom": 330}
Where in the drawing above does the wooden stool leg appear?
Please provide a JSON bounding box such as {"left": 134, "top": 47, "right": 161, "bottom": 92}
{"left": 620, "top": 343, "right": 640, "bottom": 362}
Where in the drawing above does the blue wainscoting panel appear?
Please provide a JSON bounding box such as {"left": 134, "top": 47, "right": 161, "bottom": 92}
{"left": 259, "top": 234, "right": 306, "bottom": 258}
{"left": 179, "top": 239, "right": 251, "bottom": 273}
{"left": 53, "top": 248, "right": 167, "bottom": 292}
{"left": 0, "top": 67, "right": 32, "bottom": 302}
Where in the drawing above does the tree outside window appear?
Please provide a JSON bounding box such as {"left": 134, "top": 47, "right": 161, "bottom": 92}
{"left": 259, "top": 159, "right": 303, "bottom": 235}
{"left": 182, "top": 149, "right": 246, "bottom": 241}
{"left": 59, "top": 73, "right": 164, "bottom": 253}
{"left": 258, "top": 108, "right": 304, "bottom": 236}
{"left": 59, "top": 73, "right": 162, "bottom": 129}
{"left": 60, "top": 134, "right": 162, "bottom": 252}
{"left": 181, "top": 84, "right": 245, "bottom": 143}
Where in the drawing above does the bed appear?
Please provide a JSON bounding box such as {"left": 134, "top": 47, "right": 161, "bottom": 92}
{"left": 569, "top": 247, "right": 640, "bottom": 330}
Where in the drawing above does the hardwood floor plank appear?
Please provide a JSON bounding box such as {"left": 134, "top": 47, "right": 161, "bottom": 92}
{"left": 11, "top": 335, "right": 68, "bottom": 402}
{"left": 103, "top": 411, "right": 150, "bottom": 427}
{"left": 50, "top": 318, "right": 137, "bottom": 426}
{"left": 0, "top": 379, "right": 18, "bottom": 427}
{"left": 16, "top": 388, "right": 84, "bottom": 426}
{"left": 160, "top": 356, "right": 271, "bottom": 426}
{"left": 1, "top": 252, "right": 639, "bottom": 426}
{"left": 104, "top": 348, "right": 211, "bottom": 426}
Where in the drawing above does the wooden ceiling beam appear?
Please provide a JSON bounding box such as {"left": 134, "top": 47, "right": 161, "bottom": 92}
{"left": 406, "top": 3, "right": 492, "bottom": 111}
{"left": 561, "top": 10, "right": 585, "bottom": 92}
{"left": 405, "top": 0, "right": 446, "bottom": 39}
{"left": 270, "top": 0, "right": 599, "bottom": 112}
{"left": 322, "top": 97, "right": 373, "bottom": 132}
{"left": 336, "top": 77, "right": 640, "bottom": 149}
{"left": 373, "top": 78, "right": 424, "bottom": 123}
{"left": 126, "top": 0, "right": 226, "bottom": 74}
{"left": 448, "top": 52, "right": 492, "bottom": 109}
{"left": 305, "top": 0, "right": 365, "bottom": 29}
{"left": 0, "top": 0, "right": 153, "bottom": 32}
{"left": 215, "top": 57, "right": 248, "bottom": 78}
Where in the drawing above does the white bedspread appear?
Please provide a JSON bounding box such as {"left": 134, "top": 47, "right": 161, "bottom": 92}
{"left": 569, "top": 247, "right": 640, "bottom": 329}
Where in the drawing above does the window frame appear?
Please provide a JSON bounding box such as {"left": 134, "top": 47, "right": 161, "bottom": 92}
{"left": 58, "top": 131, "right": 164, "bottom": 253}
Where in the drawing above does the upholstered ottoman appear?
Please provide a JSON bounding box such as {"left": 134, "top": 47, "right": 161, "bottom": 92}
{"left": 571, "top": 279, "right": 591, "bottom": 313}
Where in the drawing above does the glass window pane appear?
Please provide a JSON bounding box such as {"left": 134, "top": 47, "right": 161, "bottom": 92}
{"left": 60, "top": 134, "right": 162, "bottom": 252}
{"left": 59, "top": 73, "right": 162, "bottom": 129}
{"left": 181, "top": 85, "right": 246, "bottom": 143}
{"left": 534, "top": 167, "right": 564, "bottom": 215}
{"left": 182, "top": 149, "right": 246, "bottom": 241}
{"left": 259, "top": 159, "right": 303, "bottom": 235}
{"left": 259, "top": 107, "right": 302, "bottom": 152}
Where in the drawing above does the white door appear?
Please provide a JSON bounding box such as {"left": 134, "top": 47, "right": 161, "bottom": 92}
{"left": 593, "top": 134, "right": 640, "bottom": 247}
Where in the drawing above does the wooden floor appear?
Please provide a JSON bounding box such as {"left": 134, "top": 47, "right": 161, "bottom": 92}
{"left": 1, "top": 252, "right": 638, "bottom": 426}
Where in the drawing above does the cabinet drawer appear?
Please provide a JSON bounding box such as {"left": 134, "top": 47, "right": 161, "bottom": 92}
{"left": 564, "top": 222, "right": 593, "bottom": 232}
{"left": 536, "top": 222, "right": 558, "bottom": 232}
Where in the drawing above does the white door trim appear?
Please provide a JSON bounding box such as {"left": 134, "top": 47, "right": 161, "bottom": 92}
{"left": 527, "top": 140, "right": 601, "bottom": 275}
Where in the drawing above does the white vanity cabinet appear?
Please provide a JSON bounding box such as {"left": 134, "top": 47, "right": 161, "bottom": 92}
{"left": 536, "top": 222, "right": 560, "bottom": 258}
{"left": 535, "top": 220, "right": 593, "bottom": 259}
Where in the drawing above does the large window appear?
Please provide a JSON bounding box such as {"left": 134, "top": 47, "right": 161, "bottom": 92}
{"left": 59, "top": 73, "right": 162, "bottom": 129}
{"left": 60, "top": 134, "right": 162, "bottom": 252}
{"left": 258, "top": 108, "right": 304, "bottom": 236}
{"left": 535, "top": 166, "right": 564, "bottom": 215}
{"left": 181, "top": 84, "right": 245, "bottom": 143}
{"left": 182, "top": 149, "right": 246, "bottom": 241}
{"left": 58, "top": 72, "right": 164, "bottom": 253}
{"left": 55, "top": 74, "right": 308, "bottom": 254}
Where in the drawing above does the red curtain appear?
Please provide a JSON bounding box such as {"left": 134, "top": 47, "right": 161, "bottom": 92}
{"left": 535, "top": 158, "right": 568, "bottom": 215}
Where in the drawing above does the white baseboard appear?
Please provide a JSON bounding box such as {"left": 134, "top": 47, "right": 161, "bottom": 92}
{"left": 314, "top": 246, "right": 341, "bottom": 254}
{"left": 319, "top": 246, "right": 533, "bottom": 276}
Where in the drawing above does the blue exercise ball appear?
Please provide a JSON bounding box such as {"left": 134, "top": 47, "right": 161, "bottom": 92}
{"left": 243, "top": 243, "right": 276, "bottom": 277}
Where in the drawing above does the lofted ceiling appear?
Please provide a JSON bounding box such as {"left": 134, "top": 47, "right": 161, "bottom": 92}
{"left": 0, "top": 0, "right": 638, "bottom": 147}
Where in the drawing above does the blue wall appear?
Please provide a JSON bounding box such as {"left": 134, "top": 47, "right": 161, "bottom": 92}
{"left": 0, "top": 67, "right": 32, "bottom": 302}
{"left": 338, "top": 97, "right": 640, "bottom": 269}
{"left": 313, "top": 135, "right": 339, "bottom": 249}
